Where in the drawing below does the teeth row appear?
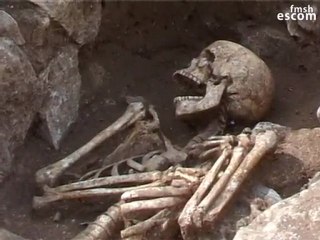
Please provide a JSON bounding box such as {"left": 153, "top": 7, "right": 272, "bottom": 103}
{"left": 179, "top": 70, "right": 202, "bottom": 85}
{"left": 174, "top": 96, "right": 203, "bottom": 103}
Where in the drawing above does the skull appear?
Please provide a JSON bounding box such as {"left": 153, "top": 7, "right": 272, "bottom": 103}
{"left": 173, "top": 40, "right": 274, "bottom": 123}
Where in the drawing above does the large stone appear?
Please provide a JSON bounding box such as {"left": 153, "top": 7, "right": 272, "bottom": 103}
{"left": 38, "top": 44, "right": 81, "bottom": 149}
{"left": 0, "top": 37, "right": 41, "bottom": 179}
{"left": 29, "top": 0, "right": 102, "bottom": 45}
{"left": 0, "top": 229, "right": 28, "bottom": 240}
{"left": 8, "top": 4, "right": 68, "bottom": 73}
{"left": 233, "top": 176, "right": 320, "bottom": 240}
{"left": 259, "top": 128, "right": 320, "bottom": 193}
{"left": 0, "top": 10, "right": 25, "bottom": 45}
{"left": 284, "top": 3, "right": 320, "bottom": 44}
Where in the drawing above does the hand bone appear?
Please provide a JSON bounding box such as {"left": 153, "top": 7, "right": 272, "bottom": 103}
{"left": 178, "top": 130, "right": 277, "bottom": 238}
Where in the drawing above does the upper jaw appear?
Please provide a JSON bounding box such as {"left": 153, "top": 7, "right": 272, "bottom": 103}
{"left": 173, "top": 69, "right": 203, "bottom": 86}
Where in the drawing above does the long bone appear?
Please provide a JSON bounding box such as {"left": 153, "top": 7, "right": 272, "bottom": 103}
{"left": 178, "top": 147, "right": 232, "bottom": 240}
{"left": 36, "top": 101, "right": 147, "bottom": 187}
{"left": 202, "top": 130, "right": 278, "bottom": 226}
{"left": 72, "top": 202, "right": 123, "bottom": 240}
{"left": 33, "top": 167, "right": 207, "bottom": 209}
{"left": 49, "top": 167, "right": 206, "bottom": 193}
{"left": 121, "top": 197, "right": 186, "bottom": 220}
{"left": 33, "top": 182, "right": 162, "bottom": 210}
{"left": 192, "top": 134, "right": 251, "bottom": 227}
{"left": 121, "top": 209, "right": 171, "bottom": 238}
{"left": 121, "top": 209, "right": 180, "bottom": 239}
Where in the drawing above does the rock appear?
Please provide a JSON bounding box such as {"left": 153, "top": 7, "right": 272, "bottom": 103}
{"left": 0, "top": 229, "right": 28, "bottom": 240}
{"left": 38, "top": 45, "right": 81, "bottom": 149}
{"left": 29, "top": 0, "right": 102, "bottom": 45}
{"left": 233, "top": 175, "right": 320, "bottom": 240}
{"left": 0, "top": 10, "right": 25, "bottom": 45}
{"left": 8, "top": 4, "right": 67, "bottom": 73}
{"left": 0, "top": 37, "right": 41, "bottom": 179}
{"left": 259, "top": 127, "right": 320, "bottom": 194}
{"left": 284, "top": 3, "right": 320, "bottom": 44}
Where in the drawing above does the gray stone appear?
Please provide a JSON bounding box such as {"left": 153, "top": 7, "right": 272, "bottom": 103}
{"left": 0, "top": 37, "right": 41, "bottom": 179}
{"left": 0, "top": 229, "right": 28, "bottom": 240}
{"left": 38, "top": 45, "right": 81, "bottom": 149}
{"left": 0, "top": 10, "right": 25, "bottom": 45}
{"left": 29, "top": 0, "right": 102, "bottom": 45}
{"left": 259, "top": 128, "right": 320, "bottom": 192}
{"left": 233, "top": 176, "right": 320, "bottom": 240}
{"left": 8, "top": 5, "right": 67, "bottom": 73}
{"left": 284, "top": 3, "right": 320, "bottom": 43}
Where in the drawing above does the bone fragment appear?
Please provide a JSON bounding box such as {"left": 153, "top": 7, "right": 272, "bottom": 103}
{"left": 36, "top": 102, "right": 146, "bottom": 187}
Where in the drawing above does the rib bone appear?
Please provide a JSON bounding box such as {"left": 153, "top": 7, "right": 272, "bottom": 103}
{"left": 36, "top": 101, "right": 147, "bottom": 187}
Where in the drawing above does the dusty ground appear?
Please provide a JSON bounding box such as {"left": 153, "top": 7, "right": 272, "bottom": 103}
{"left": 1, "top": 2, "right": 320, "bottom": 239}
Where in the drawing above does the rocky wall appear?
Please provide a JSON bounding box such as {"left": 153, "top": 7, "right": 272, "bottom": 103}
{"left": 0, "top": 0, "right": 101, "bottom": 181}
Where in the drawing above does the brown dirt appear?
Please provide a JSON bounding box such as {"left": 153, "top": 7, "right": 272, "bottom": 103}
{"left": 1, "top": 2, "right": 320, "bottom": 239}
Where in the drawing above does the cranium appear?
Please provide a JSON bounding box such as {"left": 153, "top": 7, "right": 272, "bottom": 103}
{"left": 173, "top": 40, "right": 274, "bottom": 123}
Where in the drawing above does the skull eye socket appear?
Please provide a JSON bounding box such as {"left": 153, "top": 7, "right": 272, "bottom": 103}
{"left": 203, "top": 49, "right": 215, "bottom": 62}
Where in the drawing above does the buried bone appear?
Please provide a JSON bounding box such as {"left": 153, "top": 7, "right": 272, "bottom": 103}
{"left": 203, "top": 130, "right": 278, "bottom": 225}
{"left": 35, "top": 101, "right": 147, "bottom": 187}
{"left": 32, "top": 41, "right": 278, "bottom": 239}
{"left": 178, "top": 130, "right": 277, "bottom": 239}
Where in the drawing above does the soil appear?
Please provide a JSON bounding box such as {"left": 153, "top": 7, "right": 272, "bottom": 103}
{"left": 1, "top": 2, "right": 320, "bottom": 240}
